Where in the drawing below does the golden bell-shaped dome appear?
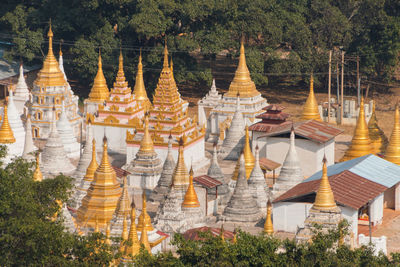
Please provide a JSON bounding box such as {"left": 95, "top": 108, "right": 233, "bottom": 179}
{"left": 133, "top": 50, "right": 151, "bottom": 110}
{"left": 136, "top": 191, "right": 154, "bottom": 232}
{"left": 384, "top": 104, "right": 400, "bottom": 165}
{"left": 301, "top": 74, "right": 321, "bottom": 121}
{"left": 34, "top": 23, "right": 66, "bottom": 87}
{"left": 122, "top": 204, "right": 140, "bottom": 260}
{"left": 313, "top": 157, "right": 337, "bottom": 211}
{"left": 88, "top": 50, "right": 109, "bottom": 102}
{"left": 368, "top": 100, "right": 388, "bottom": 154}
{"left": 171, "top": 138, "right": 189, "bottom": 190}
{"left": 341, "top": 97, "right": 373, "bottom": 161}
{"left": 138, "top": 114, "right": 155, "bottom": 153}
{"left": 182, "top": 167, "right": 200, "bottom": 208}
{"left": 231, "top": 128, "right": 255, "bottom": 180}
{"left": 264, "top": 199, "right": 274, "bottom": 235}
{"left": 0, "top": 104, "right": 16, "bottom": 144}
{"left": 33, "top": 153, "right": 43, "bottom": 182}
{"left": 225, "top": 38, "right": 261, "bottom": 98}
{"left": 83, "top": 138, "right": 98, "bottom": 181}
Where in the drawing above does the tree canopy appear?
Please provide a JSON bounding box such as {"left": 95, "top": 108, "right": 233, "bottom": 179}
{"left": 0, "top": 0, "right": 399, "bottom": 97}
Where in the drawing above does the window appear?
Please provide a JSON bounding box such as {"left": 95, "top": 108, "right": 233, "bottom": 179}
{"left": 36, "top": 111, "right": 43, "bottom": 120}
{"left": 33, "top": 127, "right": 39, "bottom": 138}
{"left": 55, "top": 97, "right": 60, "bottom": 105}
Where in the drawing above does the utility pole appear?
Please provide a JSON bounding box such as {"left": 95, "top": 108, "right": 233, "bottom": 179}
{"left": 357, "top": 55, "right": 360, "bottom": 106}
{"left": 340, "top": 50, "right": 345, "bottom": 124}
{"left": 328, "top": 50, "right": 332, "bottom": 123}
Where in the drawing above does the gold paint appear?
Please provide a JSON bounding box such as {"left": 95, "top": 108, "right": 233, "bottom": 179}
{"left": 77, "top": 137, "right": 122, "bottom": 229}
{"left": 225, "top": 38, "right": 261, "bottom": 98}
{"left": 34, "top": 23, "right": 66, "bottom": 87}
{"left": 33, "top": 153, "right": 43, "bottom": 182}
{"left": 384, "top": 104, "right": 400, "bottom": 165}
{"left": 341, "top": 98, "right": 373, "bottom": 161}
{"left": 220, "top": 224, "right": 225, "bottom": 242}
{"left": 264, "top": 199, "right": 273, "bottom": 235}
{"left": 88, "top": 50, "right": 109, "bottom": 102}
{"left": 171, "top": 138, "right": 189, "bottom": 190}
{"left": 120, "top": 216, "right": 128, "bottom": 252}
{"left": 137, "top": 191, "right": 154, "bottom": 232}
{"left": 133, "top": 50, "right": 151, "bottom": 110}
{"left": 182, "top": 167, "right": 200, "bottom": 208}
{"left": 105, "top": 224, "right": 112, "bottom": 245}
{"left": 83, "top": 139, "right": 98, "bottom": 182}
{"left": 368, "top": 100, "right": 388, "bottom": 154}
{"left": 114, "top": 176, "right": 131, "bottom": 218}
{"left": 138, "top": 114, "right": 155, "bottom": 153}
{"left": 243, "top": 126, "right": 255, "bottom": 177}
{"left": 301, "top": 74, "right": 321, "bottom": 121}
{"left": 0, "top": 104, "right": 16, "bottom": 144}
{"left": 122, "top": 205, "right": 140, "bottom": 260}
{"left": 313, "top": 157, "right": 337, "bottom": 211}
{"left": 140, "top": 227, "right": 152, "bottom": 254}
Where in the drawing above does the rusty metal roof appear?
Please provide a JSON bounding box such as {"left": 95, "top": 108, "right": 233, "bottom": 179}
{"left": 256, "top": 112, "right": 290, "bottom": 121}
{"left": 262, "top": 104, "right": 286, "bottom": 111}
{"left": 194, "top": 175, "right": 223, "bottom": 189}
{"left": 249, "top": 121, "right": 291, "bottom": 132}
{"left": 259, "top": 157, "right": 281, "bottom": 171}
{"left": 258, "top": 120, "right": 343, "bottom": 143}
{"left": 183, "top": 226, "right": 235, "bottom": 241}
{"left": 112, "top": 166, "right": 131, "bottom": 178}
{"left": 273, "top": 170, "right": 388, "bottom": 210}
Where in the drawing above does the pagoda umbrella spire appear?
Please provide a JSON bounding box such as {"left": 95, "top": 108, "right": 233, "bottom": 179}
{"left": 313, "top": 156, "right": 337, "bottom": 211}
{"left": 385, "top": 104, "right": 400, "bottom": 165}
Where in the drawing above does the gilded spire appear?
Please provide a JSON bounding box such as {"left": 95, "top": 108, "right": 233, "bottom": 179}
{"left": 114, "top": 176, "right": 132, "bottom": 217}
{"left": 0, "top": 103, "right": 16, "bottom": 143}
{"left": 120, "top": 216, "right": 128, "bottom": 251}
{"left": 83, "top": 138, "right": 98, "bottom": 181}
{"left": 139, "top": 227, "right": 151, "bottom": 254}
{"left": 133, "top": 50, "right": 150, "bottom": 108}
{"left": 243, "top": 125, "right": 255, "bottom": 178}
{"left": 182, "top": 167, "right": 200, "bottom": 208}
{"left": 105, "top": 224, "right": 112, "bottom": 245}
{"left": 123, "top": 204, "right": 140, "bottom": 259}
{"left": 162, "top": 41, "right": 169, "bottom": 70}
{"left": 118, "top": 48, "right": 124, "bottom": 78}
{"left": 34, "top": 22, "right": 66, "bottom": 87}
{"left": 264, "top": 199, "right": 273, "bottom": 235}
{"left": 220, "top": 224, "right": 225, "bottom": 242}
{"left": 171, "top": 138, "right": 189, "bottom": 190}
{"left": 368, "top": 100, "right": 388, "bottom": 154}
{"left": 384, "top": 104, "right": 400, "bottom": 165}
{"left": 225, "top": 37, "right": 260, "bottom": 98}
{"left": 341, "top": 97, "right": 373, "bottom": 161}
{"left": 138, "top": 114, "right": 154, "bottom": 153}
{"left": 33, "top": 153, "right": 43, "bottom": 182}
{"left": 232, "top": 228, "right": 237, "bottom": 244}
{"left": 301, "top": 74, "right": 321, "bottom": 121}
{"left": 137, "top": 191, "right": 154, "bottom": 232}
{"left": 313, "top": 157, "right": 337, "bottom": 211}
{"left": 98, "top": 137, "right": 114, "bottom": 173}
{"left": 88, "top": 49, "right": 109, "bottom": 102}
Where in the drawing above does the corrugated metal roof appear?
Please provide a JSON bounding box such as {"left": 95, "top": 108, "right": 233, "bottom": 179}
{"left": 194, "top": 175, "right": 222, "bottom": 189}
{"left": 259, "top": 157, "right": 281, "bottom": 171}
{"left": 305, "top": 154, "right": 400, "bottom": 188}
{"left": 274, "top": 170, "right": 387, "bottom": 210}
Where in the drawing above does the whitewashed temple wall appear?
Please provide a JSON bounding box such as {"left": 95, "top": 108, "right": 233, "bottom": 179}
{"left": 370, "top": 193, "right": 384, "bottom": 226}
{"left": 93, "top": 124, "right": 127, "bottom": 154}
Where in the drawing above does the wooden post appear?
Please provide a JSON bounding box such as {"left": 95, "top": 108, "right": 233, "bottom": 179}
{"left": 357, "top": 56, "right": 360, "bottom": 107}
{"left": 336, "top": 61, "right": 340, "bottom": 123}
{"left": 328, "top": 50, "right": 332, "bottom": 122}
{"left": 340, "top": 51, "right": 345, "bottom": 124}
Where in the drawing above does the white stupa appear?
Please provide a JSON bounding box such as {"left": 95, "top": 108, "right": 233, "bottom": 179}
{"left": 248, "top": 145, "right": 268, "bottom": 209}
{"left": 22, "top": 115, "right": 37, "bottom": 161}
{"left": 13, "top": 64, "right": 30, "bottom": 115}
{"left": 73, "top": 122, "right": 94, "bottom": 180}
{"left": 7, "top": 90, "right": 25, "bottom": 157}
{"left": 56, "top": 100, "right": 80, "bottom": 159}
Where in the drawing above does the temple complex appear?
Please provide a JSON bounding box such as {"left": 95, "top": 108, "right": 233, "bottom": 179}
{"left": 301, "top": 75, "right": 322, "bottom": 121}
{"left": 22, "top": 115, "right": 37, "bottom": 161}
{"left": 208, "top": 39, "right": 267, "bottom": 141}
{"left": 7, "top": 90, "right": 25, "bottom": 157}
{"left": 368, "top": 101, "right": 388, "bottom": 154}
{"left": 91, "top": 51, "right": 145, "bottom": 153}
{"left": 77, "top": 137, "right": 122, "bottom": 230}
{"left": 13, "top": 64, "right": 30, "bottom": 115}
{"left": 125, "top": 114, "right": 163, "bottom": 191}
{"left": 126, "top": 44, "right": 206, "bottom": 169}
{"left": 341, "top": 98, "right": 373, "bottom": 162}
{"left": 384, "top": 105, "right": 400, "bottom": 165}
{"left": 248, "top": 145, "right": 268, "bottom": 209}
{"left": 110, "top": 176, "right": 132, "bottom": 237}
{"left": 56, "top": 101, "right": 80, "bottom": 159}
{"left": 27, "top": 24, "right": 81, "bottom": 139}
{"left": 295, "top": 157, "right": 343, "bottom": 244}
{"left": 272, "top": 128, "right": 304, "bottom": 199}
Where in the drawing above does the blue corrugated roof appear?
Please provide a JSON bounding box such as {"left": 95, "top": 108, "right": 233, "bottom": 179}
{"left": 305, "top": 154, "right": 400, "bottom": 188}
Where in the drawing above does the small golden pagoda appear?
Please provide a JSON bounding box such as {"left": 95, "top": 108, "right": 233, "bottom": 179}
{"left": 88, "top": 50, "right": 110, "bottom": 102}
{"left": 105, "top": 224, "right": 112, "bottom": 245}
{"left": 368, "top": 100, "right": 388, "bottom": 154}
{"left": 0, "top": 104, "right": 16, "bottom": 144}
{"left": 384, "top": 104, "right": 400, "bottom": 165}
{"left": 219, "top": 224, "right": 225, "bottom": 242}
{"left": 264, "top": 199, "right": 273, "bottom": 235}
{"left": 140, "top": 227, "right": 152, "bottom": 254}
{"left": 225, "top": 38, "right": 261, "bottom": 98}
{"left": 341, "top": 97, "right": 373, "bottom": 161}
{"left": 133, "top": 51, "right": 151, "bottom": 111}
{"left": 77, "top": 137, "right": 122, "bottom": 229}
{"left": 182, "top": 167, "right": 200, "bottom": 208}
{"left": 138, "top": 113, "right": 155, "bottom": 154}
{"left": 84, "top": 139, "right": 98, "bottom": 182}
{"left": 137, "top": 191, "right": 154, "bottom": 232}
{"left": 33, "top": 153, "right": 43, "bottom": 182}
{"left": 121, "top": 204, "right": 141, "bottom": 262}
{"left": 301, "top": 74, "right": 321, "bottom": 121}
{"left": 171, "top": 138, "right": 189, "bottom": 193}
{"left": 231, "top": 126, "right": 255, "bottom": 180}
{"left": 313, "top": 157, "right": 337, "bottom": 211}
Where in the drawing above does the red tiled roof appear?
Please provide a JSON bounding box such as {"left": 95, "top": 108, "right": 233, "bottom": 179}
{"left": 112, "top": 166, "right": 131, "bottom": 178}
{"left": 258, "top": 120, "right": 343, "bottom": 143}
{"left": 273, "top": 170, "right": 388, "bottom": 210}
{"left": 183, "top": 226, "right": 234, "bottom": 241}
{"left": 259, "top": 157, "right": 281, "bottom": 171}
{"left": 194, "top": 175, "right": 222, "bottom": 189}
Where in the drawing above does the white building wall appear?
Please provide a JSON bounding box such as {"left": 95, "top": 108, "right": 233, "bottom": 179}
{"left": 370, "top": 193, "right": 384, "bottom": 226}
{"left": 339, "top": 206, "right": 358, "bottom": 237}
{"left": 273, "top": 202, "right": 312, "bottom": 233}
{"left": 93, "top": 124, "right": 127, "bottom": 154}
{"left": 358, "top": 234, "right": 387, "bottom": 256}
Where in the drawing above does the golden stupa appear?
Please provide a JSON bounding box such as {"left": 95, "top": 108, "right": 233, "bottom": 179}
{"left": 83, "top": 139, "right": 98, "bottom": 182}
{"left": 121, "top": 204, "right": 141, "bottom": 261}
{"left": 301, "top": 74, "right": 321, "bottom": 121}
{"left": 133, "top": 50, "right": 151, "bottom": 111}
{"left": 33, "top": 153, "right": 43, "bottom": 182}
{"left": 0, "top": 103, "right": 15, "bottom": 144}
{"left": 138, "top": 113, "right": 154, "bottom": 153}
{"left": 219, "top": 224, "right": 225, "bottom": 242}
{"left": 88, "top": 50, "right": 110, "bottom": 102}
{"left": 341, "top": 97, "right": 373, "bottom": 161}
{"left": 313, "top": 157, "right": 337, "bottom": 211}
{"left": 136, "top": 191, "right": 154, "bottom": 232}
{"left": 105, "top": 224, "right": 112, "bottom": 245}
{"left": 171, "top": 138, "right": 189, "bottom": 191}
{"left": 225, "top": 38, "right": 261, "bottom": 98}
{"left": 113, "top": 49, "right": 130, "bottom": 94}
{"left": 77, "top": 137, "right": 122, "bottom": 229}
{"left": 140, "top": 227, "right": 152, "bottom": 254}
{"left": 114, "top": 176, "right": 131, "bottom": 218}
{"left": 368, "top": 100, "right": 388, "bottom": 154}
{"left": 182, "top": 167, "right": 200, "bottom": 208}
{"left": 231, "top": 126, "right": 255, "bottom": 180}
{"left": 34, "top": 23, "right": 66, "bottom": 87}
{"left": 384, "top": 104, "right": 400, "bottom": 165}
{"left": 120, "top": 216, "right": 129, "bottom": 252}
{"left": 264, "top": 199, "right": 274, "bottom": 235}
